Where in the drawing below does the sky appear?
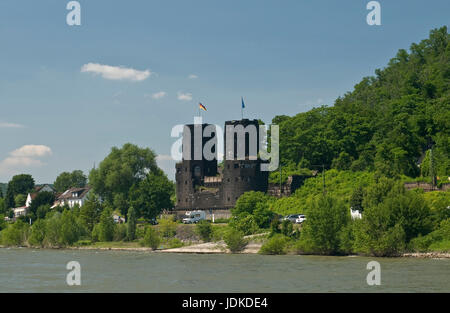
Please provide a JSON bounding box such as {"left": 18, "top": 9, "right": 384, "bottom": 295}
{"left": 0, "top": 0, "right": 448, "bottom": 183}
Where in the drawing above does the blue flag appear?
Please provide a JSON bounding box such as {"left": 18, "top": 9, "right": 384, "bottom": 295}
{"left": 241, "top": 97, "right": 245, "bottom": 109}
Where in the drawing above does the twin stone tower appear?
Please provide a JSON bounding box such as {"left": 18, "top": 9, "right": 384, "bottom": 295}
{"left": 175, "top": 119, "right": 269, "bottom": 214}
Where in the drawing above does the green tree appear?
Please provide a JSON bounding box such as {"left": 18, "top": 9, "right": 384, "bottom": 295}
{"left": 158, "top": 215, "right": 177, "bottom": 238}
{"left": 196, "top": 220, "right": 213, "bottom": 242}
{"left": 229, "top": 214, "right": 259, "bottom": 236}
{"left": 232, "top": 191, "right": 275, "bottom": 229}
{"left": 5, "top": 174, "right": 35, "bottom": 208}
{"left": 127, "top": 206, "right": 137, "bottom": 241}
{"left": 29, "top": 219, "right": 47, "bottom": 247}
{"left": 141, "top": 227, "right": 161, "bottom": 250}
{"left": 36, "top": 205, "right": 51, "bottom": 220}
{"left": 28, "top": 191, "right": 55, "bottom": 216}
{"left": 223, "top": 228, "right": 247, "bottom": 253}
{"left": 260, "top": 234, "right": 289, "bottom": 255}
{"left": 14, "top": 194, "right": 27, "bottom": 207}
{"left": 97, "top": 208, "right": 115, "bottom": 242}
{"left": 129, "top": 169, "right": 174, "bottom": 220}
{"left": 350, "top": 186, "right": 365, "bottom": 212}
{"left": 79, "top": 195, "right": 102, "bottom": 233}
{"left": 0, "top": 198, "right": 5, "bottom": 215}
{"left": 0, "top": 214, "right": 6, "bottom": 231}
{"left": 89, "top": 143, "right": 158, "bottom": 212}
{"left": 53, "top": 170, "right": 87, "bottom": 193}
{"left": 0, "top": 220, "right": 29, "bottom": 246}
{"left": 297, "top": 195, "right": 350, "bottom": 255}
{"left": 59, "top": 209, "right": 82, "bottom": 246}
{"left": 44, "top": 212, "right": 62, "bottom": 247}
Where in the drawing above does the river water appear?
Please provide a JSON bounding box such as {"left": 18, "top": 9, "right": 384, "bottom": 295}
{"left": 0, "top": 248, "right": 448, "bottom": 292}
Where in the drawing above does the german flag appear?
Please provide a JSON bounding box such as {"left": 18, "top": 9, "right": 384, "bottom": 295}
{"left": 199, "top": 103, "right": 207, "bottom": 111}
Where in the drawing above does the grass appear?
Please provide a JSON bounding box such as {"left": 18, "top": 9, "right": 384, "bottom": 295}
{"left": 82, "top": 241, "right": 142, "bottom": 249}
{"left": 429, "top": 240, "right": 450, "bottom": 252}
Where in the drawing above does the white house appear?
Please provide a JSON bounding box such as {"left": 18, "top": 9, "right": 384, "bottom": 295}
{"left": 350, "top": 207, "right": 362, "bottom": 220}
{"left": 13, "top": 206, "right": 28, "bottom": 218}
{"left": 52, "top": 187, "right": 91, "bottom": 208}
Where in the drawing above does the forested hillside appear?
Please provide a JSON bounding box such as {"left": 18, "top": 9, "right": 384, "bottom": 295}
{"left": 274, "top": 26, "right": 449, "bottom": 179}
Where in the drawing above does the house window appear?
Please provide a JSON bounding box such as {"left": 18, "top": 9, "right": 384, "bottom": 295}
{"left": 193, "top": 165, "right": 201, "bottom": 177}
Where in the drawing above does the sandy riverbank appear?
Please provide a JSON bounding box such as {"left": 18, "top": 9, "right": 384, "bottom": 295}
{"left": 1, "top": 244, "right": 449, "bottom": 257}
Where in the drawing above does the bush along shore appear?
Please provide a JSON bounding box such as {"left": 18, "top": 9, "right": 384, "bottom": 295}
{"left": 1, "top": 181, "right": 449, "bottom": 259}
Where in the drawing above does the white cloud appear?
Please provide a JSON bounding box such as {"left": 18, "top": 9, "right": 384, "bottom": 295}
{"left": 152, "top": 91, "right": 167, "bottom": 99}
{"left": 156, "top": 155, "right": 175, "bottom": 181}
{"left": 10, "top": 145, "right": 52, "bottom": 158}
{"left": 81, "top": 63, "right": 152, "bottom": 81}
{"left": 156, "top": 154, "right": 173, "bottom": 161}
{"left": 0, "top": 145, "right": 52, "bottom": 176}
{"left": 188, "top": 74, "right": 198, "bottom": 79}
{"left": 0, "top": 122, "right": 25, "bottom": 128}
{"left": 177, "top": 92, "right": 193, "bottom": 101}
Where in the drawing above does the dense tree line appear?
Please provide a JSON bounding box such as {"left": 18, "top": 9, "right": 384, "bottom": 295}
{"left": 274, "top": 27, "right": 449, "bottom": 179}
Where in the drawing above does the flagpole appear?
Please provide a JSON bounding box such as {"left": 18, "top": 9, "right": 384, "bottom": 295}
{"left": 241, "top": 97, "right": 244, "bottom": 120}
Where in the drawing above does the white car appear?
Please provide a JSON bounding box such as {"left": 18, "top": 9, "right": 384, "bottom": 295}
{"left": 182, "top": 210, "right": 206, "bottom": 224}
{"left": 295, "top": 215, "right": 306, "bottom": 224}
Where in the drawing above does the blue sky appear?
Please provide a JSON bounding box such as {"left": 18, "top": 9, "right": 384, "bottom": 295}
{"left": 0, "top": 0, "right": 448, "bottom": 183}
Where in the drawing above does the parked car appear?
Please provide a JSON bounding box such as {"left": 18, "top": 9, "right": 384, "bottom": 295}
{"left": 295, "top": 215, "right": 306, "bottom": 224}
{"left": 283, "top": 214, "right": 302, "bottom": 223}
{"left": 182, "top": 210, "right": 206, "bottom": 224}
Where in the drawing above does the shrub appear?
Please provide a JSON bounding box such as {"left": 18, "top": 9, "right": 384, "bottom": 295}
{"left": 127, "top": 206, "right": 137, "bottom": 241}
{"left": 259, "top": 235, "right": 289, "bottom": 255}
{"left": 0, "top": 214, "right": 6, "bottom": 231}
{"left": 269, "top": 218, "right": 281, "bottom": 236}
{"left": 29, "top": 219, "right": 47, "bottom": 247}
{"left": 59, "top": 209, "right": 82, "bottom": 246}
{"left": 158, "top": 215, "right": 177, "bottom": 238}
{"left": 211, "top": 225, "right": 228, "bottom": 242}
{"left": 0, "top": 220, "right": 29, "bottom": 246}
{"left": 213, "top": 218, "right": 230, "bottom": 224}
{"left": 97, "top": 208, "right": 115, "bottom": 242}
{"left": 167, "top": 237, "right": 183, "bottom": 249}
{"left": 232, "top": 191, "right": 275, "bottom": 228}
{"left": 353, "top": 219, "right": 406, "bottom": 257}
{"left": 297, "top": 195, "right": 350, "bottom": 255}
{"left": 229, "top": 214, "right": 259, "bottom": 236}
{"left": 354, "top": 189, "right": 432, "bottom": 256}
{"left": 223, "top": 228, "right": 247, "bottom": 253}
{"left": 196, "top": 220, "right": 213, "bottom": 242}
{"left": 141, "top": 227, "right": 161, "bottom": 250}
{"left": 114, "top": 223, "right": 128, "bottom": 241}
{"left": 280, "top": 220, "right": 293, "bottom": 237}
{"left": 45, "top": 212, "right": 62, "bottom": 246}
{"left": 411, "top": 218, "right": 450, "bottom": 252}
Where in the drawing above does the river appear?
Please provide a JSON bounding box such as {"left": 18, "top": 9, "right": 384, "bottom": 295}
{"left": 0, "top": 248, "right": 448, "bottom": 292}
